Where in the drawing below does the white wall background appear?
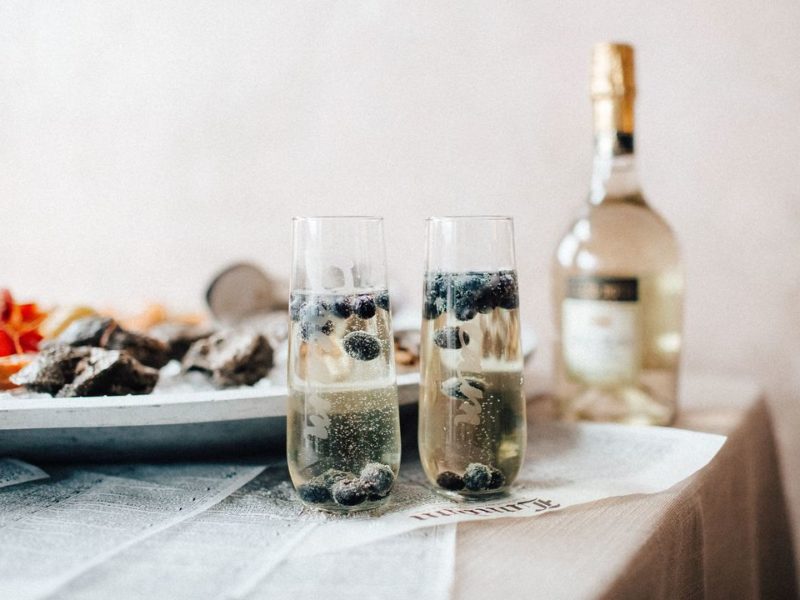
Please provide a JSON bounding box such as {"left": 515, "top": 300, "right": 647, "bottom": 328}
{"left": 2, "top": 0, "right": 799, "bottom": 554}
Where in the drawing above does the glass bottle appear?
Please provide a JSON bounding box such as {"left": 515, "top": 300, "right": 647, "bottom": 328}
{"left": 419, "top": 216, "right": 526, "bottom": 499}
{"left": 553, "top": 43, "right": 684, "bottom": 425}
{"left": 287, "top": 216, "right": 401, "bottom": 512}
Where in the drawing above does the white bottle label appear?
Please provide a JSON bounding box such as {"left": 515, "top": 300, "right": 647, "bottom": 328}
{"left": 562, "top": 276, "right": 642, "bottom": 385}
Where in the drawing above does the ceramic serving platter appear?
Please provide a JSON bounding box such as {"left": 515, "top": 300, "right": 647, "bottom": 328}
{"left": 0, "top": 373, "right": 421, "bottom": 462}
{"left": 0, "top": 329, "right": 536, "bottom": 462}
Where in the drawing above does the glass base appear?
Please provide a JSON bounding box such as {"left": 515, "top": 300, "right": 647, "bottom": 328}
{"left": 430, "top": 486, "right": 510, "bottom": 503}
{"left": 298, "top": 496, "right": 391, "bottom": 514}
{"left": 558, "top": 383, "right": 676, "bottom": 426}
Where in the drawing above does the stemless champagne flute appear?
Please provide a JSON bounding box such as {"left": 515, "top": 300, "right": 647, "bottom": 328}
{"left": 287, "top": 216, "right": 401, "bottom": 513}
{"left": 419, "top": 216, "right": 526, "bottom": 499}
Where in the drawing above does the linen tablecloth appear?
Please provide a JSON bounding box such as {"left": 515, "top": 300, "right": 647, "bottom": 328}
{"left": 454, "top": 375, "right": 798, "bottom": 599}
{"left": 2, "top": 374, "right": 794, "bottom": 599}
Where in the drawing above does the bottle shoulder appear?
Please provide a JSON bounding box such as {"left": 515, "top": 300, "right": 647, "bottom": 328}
{"left": 554, "top": 199, "right": 681, "bottom": 273}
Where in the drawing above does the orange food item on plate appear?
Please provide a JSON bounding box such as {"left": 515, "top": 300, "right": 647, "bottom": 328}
{"left": 0, "top": 354, "right": 31, "bottom": 389}
{"left": 0, "top": 289, "right": 48, "bottom": 357}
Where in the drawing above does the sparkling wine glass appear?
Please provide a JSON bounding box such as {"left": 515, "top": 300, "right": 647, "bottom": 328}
{"left": 287, "top": 216, "right": 400, "bottom": 512}
{"left": 418, "top": 216, "right": 526, "bottom": 499}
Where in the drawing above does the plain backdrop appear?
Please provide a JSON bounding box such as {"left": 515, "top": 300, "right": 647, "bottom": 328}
{"left": 2, "top": 0, "right": 799, "bottom": 570}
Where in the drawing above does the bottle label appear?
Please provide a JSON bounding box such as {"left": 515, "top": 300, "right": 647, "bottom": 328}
{"left": 561, "top": 276, "right": 642, "bottom": 385}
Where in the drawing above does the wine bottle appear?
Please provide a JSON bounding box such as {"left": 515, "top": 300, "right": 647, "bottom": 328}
{"left": 552, "top": 43, "right": 683, "bottom": 425}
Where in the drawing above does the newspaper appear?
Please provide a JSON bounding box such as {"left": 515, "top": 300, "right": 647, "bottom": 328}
{"left": 247, "top": 525, "right": 457, "bottom": 600}
{"left": 0, "top": 457, "right": 48, "bottom": 488}
{"left": 0, "top": 464, "right": 264, "bottom": 600}
{"left": 0, "top": 422, "right": 725, "bottom": 599}
{"left": 215, "top": 422, "right": 727, "bottom": 557}
{"left": 24, "top": 463, "right": 456, "bottom": 600}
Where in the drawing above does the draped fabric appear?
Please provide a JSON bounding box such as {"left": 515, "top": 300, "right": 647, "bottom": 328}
{"left": 452, "top": 376, "right": 798, "bottom": 600}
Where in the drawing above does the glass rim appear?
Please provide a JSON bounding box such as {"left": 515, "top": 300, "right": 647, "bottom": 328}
{"left": 292, "top": 215, "right": 384, "bottom": 222}
{"left": 426, "top": 215, "right": 513, "bottom": 222}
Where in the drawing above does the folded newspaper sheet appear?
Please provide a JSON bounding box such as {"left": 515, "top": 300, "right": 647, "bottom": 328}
{"left": 0, "top": 422, "right": 725, "bottom": 599}
{"left": 0, "top": 458, "right": 48, "bottom": 488}
{"left": 229, "top": 422, "right": 728, "bottom": 558}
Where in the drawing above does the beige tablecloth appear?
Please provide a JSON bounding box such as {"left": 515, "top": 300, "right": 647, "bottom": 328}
{"left": 453, "top": 375, "right": 798, "bottom": 599}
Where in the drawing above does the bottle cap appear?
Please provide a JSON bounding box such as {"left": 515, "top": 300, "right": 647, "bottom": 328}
{"left": 591, "top": 43, "right": 636, "bottom": 138}
{"left": 591, "top": 43, "right": 636, "bottom": 99}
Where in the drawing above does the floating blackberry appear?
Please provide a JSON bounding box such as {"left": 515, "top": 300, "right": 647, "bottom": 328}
{"left": 299, "top": 320, "right": 334, "bottom": 340}
{"left": 342, "top": 331, "right": 381, "bottom": 361}
{"left": 330, "top": 296, "right": 353, "bottom": 319}
{"left": 454, "top": 298, "right": 477, "bottom": 322}
{"left": 353, "top": 295, "right": 377, "bottom": 319}
{"left": 423, "top": 298, "right": 444, "bottom": 320}
{"left": 494, "top": 272, "right": 519, "bottom": 310}
{"left": 426, "top": 272, "right": 450, "bottom": 301}
{"left": 289, "top": 295, "right": 306, "bottom": 322}
{"left": 423, "top": 270, "right": 519, "bottom": 318}
{"left": 376, "top": 291, "right": 390, "bottom": 312}
{"left": 318, "top": 320, "right": 335, "bottom": 336}
{"left": 433, "top": 326, "right": 469, "bottom": 349}
{"left": 436, "top": 471, "right": 465, "bottom": 491}
{"left": 474, "top": 285, "right": 495, "bottom": 314}
{"left": 456, "top": 273, "right": 487, "bottom": 294}
{"left": 302, "top": 298, "right": 329, "bottom": 320}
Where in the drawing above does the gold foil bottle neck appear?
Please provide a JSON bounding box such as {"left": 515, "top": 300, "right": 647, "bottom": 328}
{"left": 591, "top": 42, "right": 636, "bottom": 139}
{"left": 591, "top": 42, "right": 636, "bottom": 99}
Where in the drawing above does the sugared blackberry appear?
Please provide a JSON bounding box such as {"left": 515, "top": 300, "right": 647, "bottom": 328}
{"left": 454, "top": 298, "right": 477, "bottom": 322}
{"left": 463, "top": 463, "right": 492, "bottom": 491}
{"left": 297, "top": 479, "right": 331, "bottom": 504}
{"left": 474, "top": 286, "right": 495, "bottom": 313}
{"left": 433, "top": 326, "right": 469, "bottom": 350}
{"left": 456, "top": 273, "right": 487, "bottom": 294}
{"left": 494, "top": 272, "right": 519, "bottom": 310}
{"left": 436, "top": 471, "right": 465, "bottom": 491}
{"left": 487, "top": 466, "right": 506, "bottom": 490}
{"left": 375, "top": 291, "right": 390, "bottom": 312}
{"left": 359, "top": 463, "right": 394, "bottom": 497}
{"left": 331, "top": 479, "right": 368, "bottom": 506}
{"left": 289, "top": 295, "right": 306, "bottom": 322}
{"left": 353, "top": 295, "right": 377, "bottom": 319}
{"left": 302, "top": 298, "right": 329, "bottom": 320}
{"left": 319, "top": 320, "right": 335, "bottom": 336}
{"left": 426, "top": 272, "right": 450, "bottom": 301}
{"left": 423, "top": 298, "right": 444, "bottom": 320}
{"left": 342, "top": 331, "right": 381, "bottom": 361}
{"left": 330, "top": 296, "right": 353, "bottom": 319}
{"left": 499, "top": 293, "right": 518, "bottom": 310}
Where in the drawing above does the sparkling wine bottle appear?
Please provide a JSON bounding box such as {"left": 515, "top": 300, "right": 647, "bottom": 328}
{"left": 553, "top": 43, "right": 684, "bottom": 425}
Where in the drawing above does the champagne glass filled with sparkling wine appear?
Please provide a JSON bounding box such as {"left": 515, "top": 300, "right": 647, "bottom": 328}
{"left": 419, "top": 216, "right": 526, "bottom": 499}
{"left": 287, "top": 217, "right": 401, "bottom": 513}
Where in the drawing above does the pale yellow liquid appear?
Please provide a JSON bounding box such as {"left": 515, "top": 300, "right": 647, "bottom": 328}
{"left": 287, "top": 385, "right": 401, "bottom": 511}
{"left": 419, "top": 307, "right": 526, "bottom": 498}
{"left": 287, "top": 292, "right": 400, "bottom": 512}
{"left": 553, "top": 198, "right": 683, "bottom": 425}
